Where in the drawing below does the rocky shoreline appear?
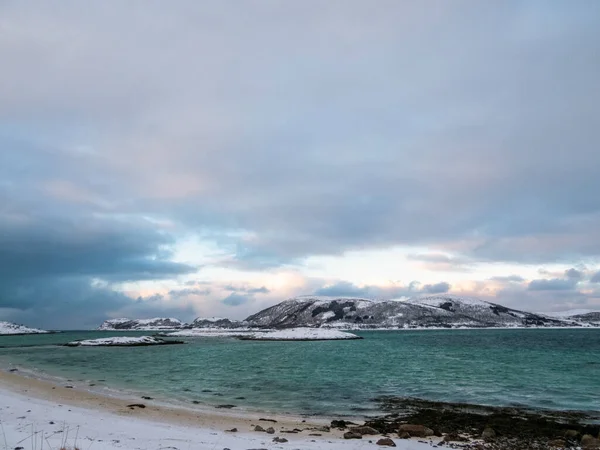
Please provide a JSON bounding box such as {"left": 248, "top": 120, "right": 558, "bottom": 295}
{"left": 328, "top": 397, "right": 600, "bottom": 449}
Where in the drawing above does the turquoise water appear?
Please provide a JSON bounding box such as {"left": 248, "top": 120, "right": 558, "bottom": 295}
{"left": 1, "top": 329, "right": 599, "bottom": 417}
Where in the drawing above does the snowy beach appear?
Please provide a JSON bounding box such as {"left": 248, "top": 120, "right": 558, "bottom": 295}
{"left": 0, "top": 369, "right": 431, "bottom": 450}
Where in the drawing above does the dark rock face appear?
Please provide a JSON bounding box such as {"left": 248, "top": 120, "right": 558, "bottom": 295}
{"left": 376, "top": 438, "right": 396, "bottom": 447}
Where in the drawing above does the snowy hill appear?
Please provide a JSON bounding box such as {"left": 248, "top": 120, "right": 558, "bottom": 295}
{"left": 0, "top": 321, "right": 49, "bottom": 335}
{"left": 97, "top": 317, "right": 186, "bottom": 331}
{"left": 189, "top": 317, "right": 245, "bottom": 329}
{"left": 567, "top": 311, "right": 600, "bottom": 326}
{"left": 244, "top": 295, "right": 578, "bottom": 329}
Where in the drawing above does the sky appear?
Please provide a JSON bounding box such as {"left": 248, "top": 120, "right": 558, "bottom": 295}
{"left": 1, "top": 1, "right": 600, "bottom": 329}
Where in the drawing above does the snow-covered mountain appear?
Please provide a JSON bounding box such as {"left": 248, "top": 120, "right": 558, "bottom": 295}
{"left": 94, "top": 296, "right": 599, "bottom": 331}
{"left": 97, "top": 317, "right": 186, "bottom": 331}
{"left": 0, "top": 321, "right": 49, "bottom": 335}
{"left": 566, "top": 311, "right": 600, "bottom": 326}
{"left": 243, "top": 295, "right": 580, "bottom": 329}
{"left": 189, "top": 317, "right": 246, "bottom": 329}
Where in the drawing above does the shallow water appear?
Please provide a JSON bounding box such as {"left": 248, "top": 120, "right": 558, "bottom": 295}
{"left": 1, "top": 329, "right": 598, "bottom": 417}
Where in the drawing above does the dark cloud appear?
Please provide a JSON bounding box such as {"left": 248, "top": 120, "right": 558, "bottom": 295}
{"left": 565, "top": 268, "right": 584, "bottom": 280}
{"left": 528, "top": 278, "right": 578, "bottom": 291}
{"left": 224, "top": 285, "right": 270, "bottom": 295}
{"left": 314, "top": 281, "right": 373, "bottom": 298}
{"left": 168, "top": 288, "right": 212, "bottom": 298}
{"left": 490, "top": 275, "right": 525, "bottom": 283}
{"left": 591, "top": 271, "right": 600, "bottom": 283}
{"left": 0, "top": 278, "right": 196, "bottom": 329}
{"left": 422, "top": 282, "right": 451, "bottom": 294}
{"left": 1, "top": 2, "right": 600, "bottom": 325}
{"left": 313, "top": 280, "right": 452, "bottom": 298}
{"left": 221, "top": 293, "right": 252, "bottom": 307}
{"left": 1, "top": 2, "right": 599, "bottom": 268}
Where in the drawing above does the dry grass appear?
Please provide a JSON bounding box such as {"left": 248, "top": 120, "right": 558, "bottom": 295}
{"left": 1, "top": 422, "right": 91, "bottom": 450}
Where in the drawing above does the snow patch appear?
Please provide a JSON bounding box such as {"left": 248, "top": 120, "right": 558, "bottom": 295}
{"left": 244, "top": 328, "right": 361, "bottom": 341}
{"left": 0, "top": 321, "right": 49, "bottom": 335}
{"left": 65, "top": 336, "right": 180, "bottom": 346}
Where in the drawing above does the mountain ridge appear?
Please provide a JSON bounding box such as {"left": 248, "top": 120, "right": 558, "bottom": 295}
{"left": 94, "top": 295, "right": 600, "bottom": 331}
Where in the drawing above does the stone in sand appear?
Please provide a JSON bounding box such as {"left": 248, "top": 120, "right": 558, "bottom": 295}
{"left": 273, "top": 437, "right": 288, "bottom": 443}
{"left": 564, "top": 429, "right": 579, "bottom": 440}
{"left": 398, "top": 432, "right": 411, "bottom": 439}
{"left": 266, "top": 427, "right": 275, "bottom": 434}
{"left": 581, "top": 434, "right": 600, "bottom": 449}
{"left": 331, "top": 420, "right": 354, "bottom": 429}
{"left": 398, "top": 424, "right": 433, "bottom": 437}
{"left": 351, "top": 426, "right": 379, "bottom": 435}
{"left": 225, "top": 428, "right": 237, "bottom": 432}
{"left": 481, "top": 427, "right": 496, "bottom": 440}
{"left": 444, "top": 433, "right": 468, "bottom": 442}
{"left": 344, "top": 431, "right": 362, "bottom": 439}
{"left": 127, "top": 404, "right": 146, "bottom": 409}
{"left": 376, "top": 438, "right": 396, "bottom": 447}
{"left": 254, "top": 425, "right": 265, "bottom": 432}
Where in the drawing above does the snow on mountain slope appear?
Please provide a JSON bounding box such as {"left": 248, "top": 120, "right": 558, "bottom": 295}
{"left": 244, "top": 295, "right": 575, "bottom": 329}
{"left": 190, "top": 317, "right": 245, "bottom": 329}
{"left": 0, "top": 321, "right": 49, "bottom": 335}
{"left": 97, "top": 318, "right": 186, "bottom": 331}
{"left": 567, "top": 311, "right": 600, "bottom": 326}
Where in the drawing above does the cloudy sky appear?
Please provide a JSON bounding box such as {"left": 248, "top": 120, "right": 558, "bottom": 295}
{"left": 2, "top": 1, "right": 600, "bottom": 329}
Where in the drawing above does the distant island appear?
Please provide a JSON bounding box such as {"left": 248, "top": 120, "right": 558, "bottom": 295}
{"left": 97, "top": 295, "right": 600, "bottom": 332}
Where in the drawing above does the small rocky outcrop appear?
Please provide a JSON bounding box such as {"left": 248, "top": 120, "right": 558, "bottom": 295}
{"left": 481, "top": 427, "right": 496, "bottom": 440}
{"left": 343, "top": 431, "right": 362, "bottom": 439}
{"left": 349, "top": 426, "right": 379, "bottom": 435}
{"left": 398, "top": 424, "right": 434, "bottom": 437}
{"left": 376, "top": 438, "right": 396, "bottom": 447}
{"left": 581, "top": 434, "right": 600, "bottom": 449}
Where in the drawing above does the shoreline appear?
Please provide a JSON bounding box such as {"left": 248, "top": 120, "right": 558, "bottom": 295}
{"left": 0, "top": 368, "right": 433, "bottom": 450}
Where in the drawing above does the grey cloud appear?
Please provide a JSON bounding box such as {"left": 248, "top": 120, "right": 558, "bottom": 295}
{"left": 0, "top": 218, "right": 196, "bottom": 282}
{"left": 224, "top": 285, "right": 270, "bottom": 295}
{"left": 591, "top": 271, "right": 600, "bottom": 283}
{"left": 490, "top": 275, "right": 525, "bottom": 283}
{"left": 169, "top": 288, "right": 212, "bottom": 298}
{"left": 221, "top": 293, "right": 252, "bottom": 307}
{"left": 0, "top": 278, "right": 196, "bottom": 329}
{"left": 313, "top": 280, "right": 452, "bottom": 298}
{"left": 1, "top": 2, "right": 599, "bottom": 269}
{"left": 528, "top": 278, "right": 578, "bottom": 291}
{"left": 422, "top": 282, "right": 451, "bottom": 294}
{"left": 314, "top": 281, "right": 373, "bottom": 298}
{"left": 565, "top": 268, "right": 583, "bottom": 280}
{"left": 1, "top": 1, "right": 600, "bottom": 324}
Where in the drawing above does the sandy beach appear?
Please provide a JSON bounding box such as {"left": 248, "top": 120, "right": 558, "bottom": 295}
{"left": 0, "top": 368, "right": 431, "bottom": 450}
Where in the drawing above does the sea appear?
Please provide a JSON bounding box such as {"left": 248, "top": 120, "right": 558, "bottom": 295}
{"left": 1, "top": 329, "right": 599, "bottom": 418}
